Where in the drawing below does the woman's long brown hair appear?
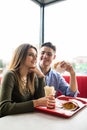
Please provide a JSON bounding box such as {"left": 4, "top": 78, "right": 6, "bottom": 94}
{"left": 8, "top": 43, "right": 37, "bottom": 95}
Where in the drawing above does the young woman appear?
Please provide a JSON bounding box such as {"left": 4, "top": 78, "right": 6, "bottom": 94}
{"left": 0, "top": 43, "right": 55, "bottom": 117}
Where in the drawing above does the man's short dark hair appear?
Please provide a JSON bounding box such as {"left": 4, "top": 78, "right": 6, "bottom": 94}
{"left": 41, "top": 42, "right": 56, "bottom": 52}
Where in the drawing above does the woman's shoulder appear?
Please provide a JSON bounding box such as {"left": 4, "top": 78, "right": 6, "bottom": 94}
{"left": 3, "top": 70, "right": 15, "bottom": 75}
{"left": 2, "top": 70, "right": 17, "bottom": 80}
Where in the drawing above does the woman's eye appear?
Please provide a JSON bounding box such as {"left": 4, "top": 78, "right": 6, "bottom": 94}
{"left": 28, "top": 53, "right": 33, "bottom": 56}
{"left": 27, "top": 53, "right": 37, "bottom": 58}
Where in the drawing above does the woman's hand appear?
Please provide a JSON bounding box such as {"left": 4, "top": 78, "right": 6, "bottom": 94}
{"left": 33, "top": 95, "right": 56, "bottom": 109}
{"left": 33, "top": 97, "right": 47, "bottom": 107}
{"left": 29, "top": 66, "right": 45, "bottom": 78}
{"left": 46, "top": 95, "right": 56, "bottom": 109}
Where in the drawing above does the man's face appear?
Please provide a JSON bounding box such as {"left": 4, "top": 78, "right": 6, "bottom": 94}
{"left": 39, "top": 46, "right": 56, "bottom": 67}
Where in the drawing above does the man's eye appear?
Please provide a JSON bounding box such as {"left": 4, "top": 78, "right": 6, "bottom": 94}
{"left": 41, "top": 51, "right": 53, "bottom": 56}
{"left": 41, "top": 52, "right": 45, "bottom": 55}
{"left": 47, "top": 53, "right": 52, "bottom": 56}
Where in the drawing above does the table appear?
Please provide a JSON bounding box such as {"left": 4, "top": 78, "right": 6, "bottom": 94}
{"left": 0, "top": 98, "right": 87, "bottom": 130}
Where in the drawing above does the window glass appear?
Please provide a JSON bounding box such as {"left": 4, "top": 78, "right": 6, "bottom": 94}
{"left": 0, "top": 0, "right": 40, "bottom": 65}
{"left": 44, "top": 0, "right": 87, "bottom": 75}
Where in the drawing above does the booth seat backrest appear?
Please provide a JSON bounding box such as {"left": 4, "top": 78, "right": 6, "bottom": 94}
{"left": 0, "top": 75, "right": 87, "bottom": 98}
{"left": 0, "top": 76, "right": 2, "bottom": 85}
{"left": 63, "top": 75, "right": 87, "bottom": 98}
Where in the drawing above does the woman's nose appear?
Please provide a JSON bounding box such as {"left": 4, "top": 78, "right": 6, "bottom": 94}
{"left": 33, "top": 55, "right": 37, "bottom": 60}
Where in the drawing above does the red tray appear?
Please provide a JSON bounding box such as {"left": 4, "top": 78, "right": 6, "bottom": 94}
{"left": 35, "top": 96, "right": 87, "bottom": 118}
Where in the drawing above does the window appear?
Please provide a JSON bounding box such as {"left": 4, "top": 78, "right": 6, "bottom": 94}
{"left": 44, "top": 0, "right": 87, "bottom": 75}
{"left": 0, "top": 0, "right": 40, "bottom": 64}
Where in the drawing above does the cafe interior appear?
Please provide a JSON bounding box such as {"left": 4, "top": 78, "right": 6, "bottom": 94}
{"left": 0, "top": 0, "right": 87, "bottom": 130}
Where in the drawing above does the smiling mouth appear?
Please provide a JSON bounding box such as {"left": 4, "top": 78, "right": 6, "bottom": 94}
{"left": 42, "top": 58, "right": 48, "bottom": 62}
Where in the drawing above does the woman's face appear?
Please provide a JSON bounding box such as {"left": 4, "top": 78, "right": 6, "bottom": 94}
{"left": 24, "top": 48, "right": 37, "bottom": 68}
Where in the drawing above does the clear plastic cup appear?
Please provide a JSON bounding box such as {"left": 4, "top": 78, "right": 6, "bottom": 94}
{"left": 44, "top": 86, "right": 56, "bottom": 109}
{"left": 44, "top": 86, "right": 55, "bottom": 96}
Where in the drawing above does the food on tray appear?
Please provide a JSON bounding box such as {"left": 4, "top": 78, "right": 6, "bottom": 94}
{"left": 44, "top": 86, "right": 55, "bottom": 96}
{"left": 62, "top": 101, "right": 79, "bottom": 110}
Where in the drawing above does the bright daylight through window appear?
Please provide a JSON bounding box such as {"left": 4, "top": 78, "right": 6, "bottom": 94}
{"left": 44, "top": 0, "right": 87, "bottom": 75}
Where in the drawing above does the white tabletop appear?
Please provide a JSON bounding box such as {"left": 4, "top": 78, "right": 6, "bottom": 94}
{"left": 0, "top": 98, "right": 87, "bottom": 130}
